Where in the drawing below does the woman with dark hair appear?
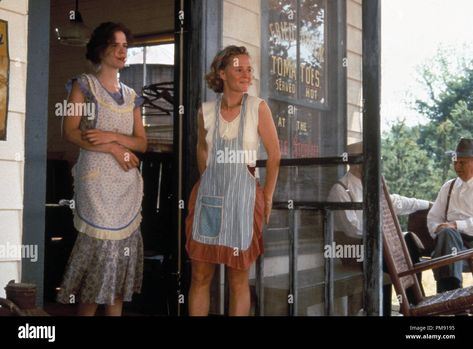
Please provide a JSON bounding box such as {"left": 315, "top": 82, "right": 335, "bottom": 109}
{"left": 57, "top": 22, "right": 147, "bottom": 316}
{"left": 186, "top": 45, "right": 280, "bottom": 316}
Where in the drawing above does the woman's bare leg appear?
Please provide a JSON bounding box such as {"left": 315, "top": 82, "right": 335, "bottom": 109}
{"left": 227, "top": 267, "right": 250, "bottom": 316}
{"left": 189, "top": 260, "right": 216, "bottom": 316}
{"left": 77, "top": 303, "right": 98, "bottom": 316}
{"left": 105, "top": 299, "right": 123, "bottom": 316}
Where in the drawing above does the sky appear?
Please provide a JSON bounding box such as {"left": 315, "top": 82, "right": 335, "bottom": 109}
{"left": 381, "top": 0, "right": 473, "bottom": 132}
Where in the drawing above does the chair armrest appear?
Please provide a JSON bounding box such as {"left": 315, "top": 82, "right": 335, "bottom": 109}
{"left": 0, "top": 297, "right": 25, "bottom": 316}
{"left": 407, "top": 207, "right": 436, "bottom": 254}
{"left": 398, "top": 248, "right": 473, "bottom": 277}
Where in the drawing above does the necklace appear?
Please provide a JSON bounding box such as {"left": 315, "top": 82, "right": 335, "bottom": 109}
{"left": 221, "top": 98, "right": 242, "bottom": 111}
{"left": 96, "top": 76, "right": 120, "bottom": 93}
{"left": 103, "top": 82, "right": 121, "bottom": 93}
{"left": 222, "top": 104, "right": 240, "bottom": 110}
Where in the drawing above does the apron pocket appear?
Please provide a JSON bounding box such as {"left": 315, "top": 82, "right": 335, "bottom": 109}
{"left": 199, "top": 195, "right": 224, "bottom": 237}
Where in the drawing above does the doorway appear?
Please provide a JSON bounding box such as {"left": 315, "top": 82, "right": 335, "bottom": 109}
{"left": 44, "top": 0, "right": 179, "bottom": 315}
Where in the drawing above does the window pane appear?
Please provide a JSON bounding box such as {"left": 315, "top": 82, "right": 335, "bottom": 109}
{"left": 267, "top": 0, "right": 327, "bottom": 105}
{"left": 268, "top": 0, "right": 298, "bottom": 100}
{"left": 121, "top": 44, "right": 175, "bottom": 152}
{"left": 299, "top": 0, "right": 327, "bottom": 105}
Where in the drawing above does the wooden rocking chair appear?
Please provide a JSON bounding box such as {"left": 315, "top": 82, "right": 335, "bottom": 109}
{"left": 381, "top": 178, "right": 473, "bottom": 316}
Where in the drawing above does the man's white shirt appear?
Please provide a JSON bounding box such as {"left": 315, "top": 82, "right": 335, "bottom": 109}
{"left": 328, "top": 172, "right": 430, "bottom": 239}
{"left": 427, "top": 177, "right": 473, "bottom": 238}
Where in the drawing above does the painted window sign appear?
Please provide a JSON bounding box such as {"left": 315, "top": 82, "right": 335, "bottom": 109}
{"left": 268, "top": 0, "right": 326, "bottom": 105}
{"left": 266, "top": 0, "right": 326, "bottom": 159}
{"left": 270, "top": 100, "right": 320, "bottom": 159}
{"left": 0, "top": 19, "right": 9, "bottom": 141}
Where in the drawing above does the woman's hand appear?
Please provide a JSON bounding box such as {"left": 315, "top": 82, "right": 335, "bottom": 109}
{"left": 263, "top": 190, "right": 273, "bottom": 225}
{"left": 82, "top": 129, "right": 117, "bottom": 145}
{"left": 109, "top": 143, "right": 140, "bottom": 171}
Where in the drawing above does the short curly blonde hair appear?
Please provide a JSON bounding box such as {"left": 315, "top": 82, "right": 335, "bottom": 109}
{"left": 205, "top": 45, "right": 250, "bottom": 93}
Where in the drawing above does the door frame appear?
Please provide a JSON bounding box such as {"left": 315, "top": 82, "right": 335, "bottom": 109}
{"left": 22, "top": 0, "right": 50, "bottom": 306}
{"left": 174, "top": 0, "right": 223, "bottom": 315}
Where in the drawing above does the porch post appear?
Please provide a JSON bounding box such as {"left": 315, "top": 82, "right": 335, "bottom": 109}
{"left": 362, "top": 0, "right": 382, "bottom": 316}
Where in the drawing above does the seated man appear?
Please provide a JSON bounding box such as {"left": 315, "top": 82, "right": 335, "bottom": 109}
{"left": 427, "top": 138, "right": 473, "bottom": 292}
{"left": 328, "top": 141, "right": 430, "bottom": 244}
{"left": 327, "top": 141, "right": 429, "bottom": 312}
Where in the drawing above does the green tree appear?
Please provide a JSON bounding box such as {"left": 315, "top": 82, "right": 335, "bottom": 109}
{"left": 382, "top": 121, "right": 439, "bottom": 201}
{"left": 416, "top": 46, "right": 473, "bottom": 183}
{"left": 382, "top": 46, "right": 473, "bottom": 202}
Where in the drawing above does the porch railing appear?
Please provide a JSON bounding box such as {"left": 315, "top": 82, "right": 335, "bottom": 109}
{"left": 254, "top": 155, "right": 363, "bottom": 316}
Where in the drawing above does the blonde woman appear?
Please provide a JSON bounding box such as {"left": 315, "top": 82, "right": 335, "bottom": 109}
{"left": 186, "top": 46, "right": 280, "bottom": 316}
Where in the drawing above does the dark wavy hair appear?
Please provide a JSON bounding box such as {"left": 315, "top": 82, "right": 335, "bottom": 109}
{"left": 86, "top": 22, "right": 132, "bottom": 65}
{"left": 205, "top": 45, "right": 250, "bottom": 93}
